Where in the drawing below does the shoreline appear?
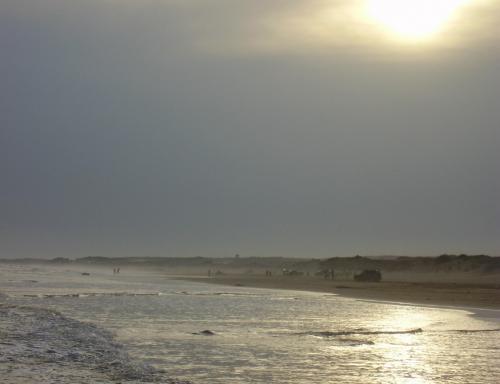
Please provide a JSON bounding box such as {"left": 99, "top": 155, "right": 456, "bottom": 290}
{"left": 172, "top": 274, "right": 500, "bottom": 312}
{"left": 0, "top": 301, "right": 189, "bottom": 384}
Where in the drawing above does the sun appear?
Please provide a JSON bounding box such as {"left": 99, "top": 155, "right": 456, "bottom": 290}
{"left": 367, "top": 0, "right": 470, "bottom": 40}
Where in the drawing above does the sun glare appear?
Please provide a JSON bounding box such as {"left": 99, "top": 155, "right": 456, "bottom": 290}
{"left": 367, "top": 0, "right": 470, "bottom": 40}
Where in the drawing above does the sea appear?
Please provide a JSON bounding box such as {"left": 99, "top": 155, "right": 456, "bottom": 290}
{"left": 1, "top": 264, "right": 499, "bottom": 384}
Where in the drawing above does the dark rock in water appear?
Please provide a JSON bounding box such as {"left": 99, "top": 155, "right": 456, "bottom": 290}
{"left": 46, "top": 349, "right": 57, "bottom": 354}
{"left": 66, "top": 352, "right": 81, "bottom": 361}
{"left": 340, "top": 338, "right": 375, "bottom": 346}
{"left": 192, "top": 330, "right": 216, "bottom": 336}
{"left": 81, "top": 272, "right": 90, "bottom": 276}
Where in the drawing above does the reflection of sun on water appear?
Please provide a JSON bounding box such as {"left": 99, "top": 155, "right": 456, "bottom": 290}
{"left": 374, "top": 307, "right": 435, "bottom": 384}
{"left": 367, "top": 0, "right": 471, "bottom": 41}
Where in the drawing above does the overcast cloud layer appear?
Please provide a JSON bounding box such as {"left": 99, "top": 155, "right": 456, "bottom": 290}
{"left": 1, "top": 0, "right": 499, "bottom": 258}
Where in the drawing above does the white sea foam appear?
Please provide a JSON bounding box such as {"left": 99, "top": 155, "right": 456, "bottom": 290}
{"left": 0, "top": 303, "right": 189, "bottom": 384}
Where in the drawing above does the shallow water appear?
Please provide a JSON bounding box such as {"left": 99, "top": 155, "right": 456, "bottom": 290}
{"left": 1, "top": 265, "right": 500, "bottom": 383}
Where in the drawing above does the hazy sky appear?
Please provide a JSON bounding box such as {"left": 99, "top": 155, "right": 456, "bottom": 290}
{"left": 2, "top": 0, "right": 499, "bottom": 258}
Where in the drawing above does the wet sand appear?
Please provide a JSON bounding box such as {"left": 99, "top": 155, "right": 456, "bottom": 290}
{"left": 176, "top": 274, "right": 500, "bottom": 310}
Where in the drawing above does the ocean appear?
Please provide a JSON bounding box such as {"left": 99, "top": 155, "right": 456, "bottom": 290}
{"left": 1, "top": 265, "right": 499, "bottom": 383}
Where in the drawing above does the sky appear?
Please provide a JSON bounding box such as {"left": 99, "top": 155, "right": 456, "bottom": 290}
{"left": 1, "top": 0, "right": 499, "bottom": 258}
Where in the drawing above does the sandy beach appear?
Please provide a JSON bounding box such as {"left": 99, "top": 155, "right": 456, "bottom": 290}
{"left": 176, "top": 274, "right": 500, "bottom": 310}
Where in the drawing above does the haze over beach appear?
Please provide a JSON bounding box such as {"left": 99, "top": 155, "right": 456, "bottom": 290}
{"left": 1, "top": 0, "right": 500, "bottom": 383}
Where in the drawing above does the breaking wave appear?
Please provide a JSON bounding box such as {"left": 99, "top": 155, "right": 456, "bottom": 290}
{"left": 449, "top": 328, "right": 500, "bottom": 334}
{"left": 291, "top": 327, "right": 500, "bottom": 339}
{"left": 0, "top": 303, "right": 189, "bottom": 383}
{"left": 23, "top": 292, "right": 163, "bottom": 298}
{"left": 172, "top": 291, "right": 264, "bottom": 297}
{"left": 295, "top": 328, "right": 424, "bottom": 338}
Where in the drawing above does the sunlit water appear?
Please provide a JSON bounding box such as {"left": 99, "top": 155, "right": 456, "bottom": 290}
{"left": 1, "top": 265, "right": 499, "bottom": 383}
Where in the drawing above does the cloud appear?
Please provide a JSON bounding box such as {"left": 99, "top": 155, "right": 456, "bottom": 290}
{"left": 3, "top": 0, "right": 498, "bottom": 58}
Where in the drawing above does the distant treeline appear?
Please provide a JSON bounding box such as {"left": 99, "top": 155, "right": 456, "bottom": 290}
{"left": 1, "top": 254, "right": 499, "bottom": 274}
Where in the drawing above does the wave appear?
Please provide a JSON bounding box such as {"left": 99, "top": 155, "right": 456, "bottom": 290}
{"left": 23, "top": 292, "right": 162, "bottom": 298}
{"left": 0, "top": 303, "right": 189, "bottom": 383}
{"left": 295, "top": 328, "right": 423, "bottom": 338}
{"left": 173, "top": 291, "right": 263, "bottom": 297}
{"left": 336, "top": 338, "right": 375, "bottom": 346}
{"left": 294, "top": 327, "right": 500, "bottom": 339}
{"left": 450, "top": 328, "right": 500, "bottom": 334}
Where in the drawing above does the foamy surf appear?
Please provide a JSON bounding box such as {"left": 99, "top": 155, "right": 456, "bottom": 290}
{"left": 0, "top": 303, "right": 189, "bottom": 384}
